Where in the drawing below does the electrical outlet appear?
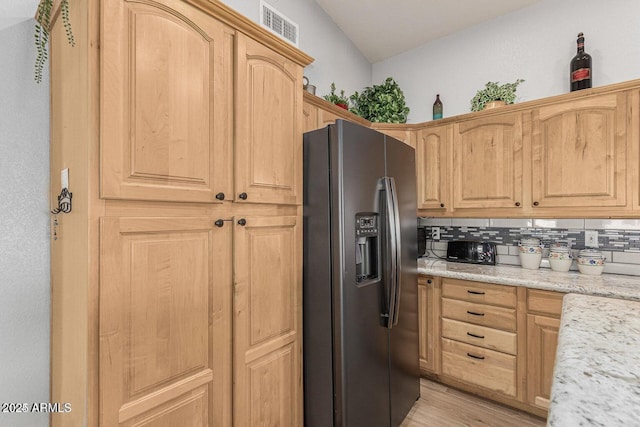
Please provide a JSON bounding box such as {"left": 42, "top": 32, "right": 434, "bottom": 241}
{"left": 431, "top": 227, "right": 440, "bottom": 240}
{"left": 585, "top": 230, "right": 599, "bottom": 248}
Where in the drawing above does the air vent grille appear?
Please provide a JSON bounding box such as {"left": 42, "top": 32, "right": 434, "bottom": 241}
{"left": 260, "top": 1, "right": 298, "bottom": 47}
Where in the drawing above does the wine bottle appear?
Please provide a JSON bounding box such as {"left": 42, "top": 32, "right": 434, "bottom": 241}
{"left": 570, "top": 32, "right": 592, "bottom": 91}
{"left": 433, "top": 94, "right": 443, "bottom": 120}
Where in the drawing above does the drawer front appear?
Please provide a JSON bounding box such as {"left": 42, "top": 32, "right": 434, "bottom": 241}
{"left": 527, "top": 289, "right": 564, "bottom": 317}
{"left": 441, "top": 318, "right": 517, "bottom": 355}
{"left": 441, "top": 338, "right": 517, "bottom": 397}
{"left": 442, "top": 278, "right": 517, "bottom": 308}
{"left": 442, "top": 298, "right": 516, "bottom": 331}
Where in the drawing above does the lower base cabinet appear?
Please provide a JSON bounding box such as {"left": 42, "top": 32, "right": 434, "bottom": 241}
{"left": 418, "top": 275, "right": 563, "bottom": 418}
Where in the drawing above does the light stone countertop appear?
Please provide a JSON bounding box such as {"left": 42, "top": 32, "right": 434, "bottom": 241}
{"left": 417, "top": 257, "right": 640, "bottom": 301}
{"left": 547, "top": 294, "right": 640, "bottom": 427}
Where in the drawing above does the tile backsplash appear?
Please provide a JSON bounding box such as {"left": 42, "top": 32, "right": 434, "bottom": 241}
{"left": 419, "top": 218, "right": 640, "bottom": 276}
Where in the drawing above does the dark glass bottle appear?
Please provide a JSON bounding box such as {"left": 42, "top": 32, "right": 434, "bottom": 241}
{"left": 433, "top": 94, "right": 443, "bottom": 119}
{"left": 570, "top": 32, "right": 592, "bottom": 91}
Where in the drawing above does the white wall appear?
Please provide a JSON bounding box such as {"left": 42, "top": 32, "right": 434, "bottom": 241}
{"left": 220, "top": 0, "right": 371, "bottom": 100}
{"left": 373, "top": 0, "right": 640, "bottom": 123}
{"left": 0, "top": 17, "right": 50, "bottom": 427}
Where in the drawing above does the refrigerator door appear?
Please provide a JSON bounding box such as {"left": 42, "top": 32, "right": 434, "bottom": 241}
{"left": 331, "top": 120, "right": 391, "bottom": 427}
{"left": 384, "top": 136, "right": 420, "bottom": 427}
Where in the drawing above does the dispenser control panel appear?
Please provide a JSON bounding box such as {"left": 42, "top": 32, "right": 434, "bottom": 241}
{"left": 356, "top": 215, "right": 378, "bottom": 237}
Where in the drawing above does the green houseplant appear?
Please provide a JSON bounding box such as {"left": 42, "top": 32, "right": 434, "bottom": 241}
{"left": 349, "top": 77, "right": 410, "bottom": 123}
{"left": 470, "top": 79, "right": 525, "bottom": 112}
{"left": 323, "top": 82, "right": 350, "bottom": 109}
{"left": 34, "top": 0, "right": 75, "bottom": 83}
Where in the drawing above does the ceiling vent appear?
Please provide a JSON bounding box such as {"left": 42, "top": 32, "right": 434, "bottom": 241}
{"left": 260, "top": 1, "right": 299, "bottom": 47}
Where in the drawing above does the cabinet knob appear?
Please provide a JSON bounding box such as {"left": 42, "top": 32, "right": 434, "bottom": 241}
{"left": 515, "top": 202, "right": 521, "bottom": 207}
{"left": 239, "top": 192, "right": 248, "bottom": 200}
{"left": 237, "top": 218, "right": 247, "bottom": 226}
{"left": 215, "top": 192, "right": 225, "bottom": 201}
{"left": 215, "top": 219, "right": 224, "bottom": 228}
{"left": 533, "top": 201, "right": 540, "bottom": 206}
{"left": 427, "top": 279, "right": 432, "bottom": 284}
{"left": 440, "top": 203, "right": 445, "bottom": 208}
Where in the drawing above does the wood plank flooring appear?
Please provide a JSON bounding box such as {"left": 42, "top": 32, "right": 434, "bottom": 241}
{"left": 401, "top": 379, "right": 546, "bottom": 427}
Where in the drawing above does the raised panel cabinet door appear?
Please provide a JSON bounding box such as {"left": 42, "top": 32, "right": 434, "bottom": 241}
{"left": 235, "top": 34, "right": 303, "bottom": 205}
{"left": 416, "top": 125, "right": 450, "bottom": 211}
{"left": 100, "top": 217, "right": 232, "bottom": 426}
{"left": 101, "top": 0, "right": 234, "bottom": 203}
{"left": 418, "top": 277, "right": 439, "bottom": 374}
{"left": 526, "top": 314, "right": 560, "bottom": 411}
{"left": 452, "top": 113, "right": 524, "bottom": 209}
{"left": 233, "top": 216, "right": 302, "bottom": 427}
{"left": 532, "top": 93, "right": 628, "bottom": 208}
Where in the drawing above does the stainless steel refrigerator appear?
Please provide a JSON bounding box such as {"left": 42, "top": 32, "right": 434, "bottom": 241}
{"left": 303, "top": 120, "right": 420, "bottom": 427}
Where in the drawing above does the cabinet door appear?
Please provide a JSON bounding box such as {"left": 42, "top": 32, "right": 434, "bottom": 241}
{"left": 526, "top": 314, "right": 560, "bottom": 411}
{"left": 318, "top": 107, "right": 342, "bottom": 128}
{"left": 416, "top": 125, "right": 450, "bottom": 211}
{"left": 235, "top": 34, "right": 302, "bottom": 205}
{"left": 418, "top": 277, "right": 440, "bottom": 374}
{"left": 452, "top": 113, "right": 524, "bottom": 209}
{"left": 302, "top": 99, "right": 319, "bottom": 133}
{"left": 532, "top": 93, "right": 628, "bottom": 208}
{"left": 101, "top": 0, "right": 233, "bottom": 203}
{"left": 100, "top": 217, "right": 232, "bottom": 426}
{"left": 233, "top": 216, "right": 302, "bottom": 426}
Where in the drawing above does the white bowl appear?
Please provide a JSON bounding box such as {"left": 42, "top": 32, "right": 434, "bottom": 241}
{"left": 519, "top": 252, "right": 542, "bottom": 270}
{"left": 578, "top": 263, "right": 604, "bottom": 276}
{"left": 549, "top": 257, "right": 572, "bottom": 272}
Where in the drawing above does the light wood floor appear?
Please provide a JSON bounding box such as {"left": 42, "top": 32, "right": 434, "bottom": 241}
{"left": 401, "top": 379, "right": 546, "bottom": 427}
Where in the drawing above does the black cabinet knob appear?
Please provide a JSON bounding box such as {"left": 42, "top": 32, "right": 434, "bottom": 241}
{"left": 440, "top": 203, "right": 445, "bottom": 208}
{"left": 427, "top": 279, "right": 432, "bottom": 284}
{"left": 239, "top": 192, "right": 248, "bottom": 200}
{"left": 515, "top": 202, "right": 521, "bottom": 207}
{"left": 215, "top": 192, "right": 225, "bottom": 201}
{"left": 237, "top": 218, "right": 247, "bottom": 226}
{"left": 214, "top": 219, "right": 224, "bottom": 228}
{"left": 533, "top": 201, "right": 540, "bottom": 206}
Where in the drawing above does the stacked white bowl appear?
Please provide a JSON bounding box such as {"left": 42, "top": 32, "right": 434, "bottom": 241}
{"left": 549, "top": 243, "right": 573, "bottom": 272}
{"left": 577, "top": 249, "right": 605, "bottom": 275}
{"left": 519, "top": 237, "right": 543, "bottom": 270}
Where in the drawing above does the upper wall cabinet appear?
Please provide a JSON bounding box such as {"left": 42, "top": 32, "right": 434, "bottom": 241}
{"left": 101, "top": 0, "right": 234, "bottom": 203}
{"left": 452, "top": 113, "right": 525, "bottom": 210}
{"left": 531, "top": 93, "right": 628, "bottom": 209}
{"left": 235, "top": 34, "right": 303, "bottom": 205}
{"left": 416, "top": 124, "right": 450, "bottom": 211}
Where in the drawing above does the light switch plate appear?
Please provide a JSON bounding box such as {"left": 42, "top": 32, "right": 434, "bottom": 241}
{"left": 61, "top": 168, "right": 69, "bottom": 190}
{"left": 585, "top": 230, "right": 599, "bottom": 248}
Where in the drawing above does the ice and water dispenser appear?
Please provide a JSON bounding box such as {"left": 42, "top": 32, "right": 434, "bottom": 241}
{"left": 355, "top": 213, "right": 380, "bottom": 282}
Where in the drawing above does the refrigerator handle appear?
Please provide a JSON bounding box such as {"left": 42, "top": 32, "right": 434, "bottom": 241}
{"left": 384, "top": 177, "right": 399, "bottom": 329}
{"left": 388, "top": 177, "right": 402, "bottom": 326}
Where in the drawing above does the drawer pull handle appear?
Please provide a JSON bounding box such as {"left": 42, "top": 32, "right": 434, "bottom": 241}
{"left": 467, "top": 353, "right": 485, "bottom": 360}
{"left": 466, "top": 310, "right": 485, "bottom": 316}
{"left": 467, "top": 290, "right": 485, "bottom": 295}
{"left": 467, "top": 332, "right": 485, "bottom": 339}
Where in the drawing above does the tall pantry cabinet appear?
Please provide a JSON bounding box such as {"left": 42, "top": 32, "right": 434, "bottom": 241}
{"left": 46, "top": 0, "right": 312, "bottom": 425}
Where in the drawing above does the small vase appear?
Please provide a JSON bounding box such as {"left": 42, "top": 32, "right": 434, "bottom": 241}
{"left": 484, "top": 100, "right": 506, "bottom": 110}
{"left": 336, "top": 103, "right": 348, "bottom": 110}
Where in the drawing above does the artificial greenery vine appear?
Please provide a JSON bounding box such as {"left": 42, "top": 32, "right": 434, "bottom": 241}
{"left": 34, "top": 0, "right": 75, "bottom": 84}
{"left": 470, "top": 79, "right": 524, "bottom": 112}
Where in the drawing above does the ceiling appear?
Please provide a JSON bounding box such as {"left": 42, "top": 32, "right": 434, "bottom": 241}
{"left": 314, "top": 0, "right": 542, "bottom": 63}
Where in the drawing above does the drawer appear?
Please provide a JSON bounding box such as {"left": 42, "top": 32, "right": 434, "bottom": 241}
{"left": 442, "top": 298, "right": 516, "bottom": 331}
{"left": 441, "top": 338, "right": 517, "bottom": 397}
{"left": 442, "top": 318, "right": 517, "bottom": 355}
{"left": 527, "top": 289, "right": 564, "bottom": 317}
{"left": 442, "top": 278, "right": 516, "bottom": 308}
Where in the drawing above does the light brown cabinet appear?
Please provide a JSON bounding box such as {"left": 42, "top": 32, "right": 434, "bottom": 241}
{"left": 531, "top": 92, "right": 629, "bottom": 211}
{"left": 47, "top": 0, "right": 311, "bottom": 425}
{"left": 418, "top": 276, "right": 440, "bottom": 374}
{"left": 452, "top": 113, "right": 525, "bottom": 211}
{"left": 526, "top": 289, "right": 563, "bottom": 411}
{"left": 416, "top": 125, "right": 450, "bottom": 211}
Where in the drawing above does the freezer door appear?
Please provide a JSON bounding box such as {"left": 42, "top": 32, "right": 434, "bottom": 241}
{"left": 385, "top": 136, "right": 420, "bottom": 427}
{"left": 331, "top": 120, "right": 391, "bottom": 427}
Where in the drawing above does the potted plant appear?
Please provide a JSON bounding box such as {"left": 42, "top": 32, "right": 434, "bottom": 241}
{"left": 349, "top": 77, "right": 410, "bottom": 123}
{"left": 323, "top": 82, "right": 350, "bottom": 109}
{"left": 470, "top": 79, "right": 525, "bottom": 112}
